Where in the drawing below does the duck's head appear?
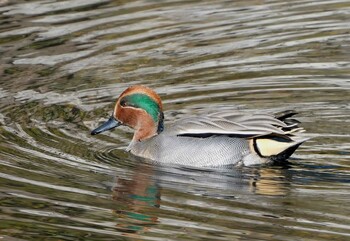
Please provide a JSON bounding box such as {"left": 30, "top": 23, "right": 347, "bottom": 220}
{"left": 91, "top": 85, "right": 164, "bottom": 141}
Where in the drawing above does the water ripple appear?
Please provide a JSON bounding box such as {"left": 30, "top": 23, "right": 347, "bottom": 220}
{"left": 0, "top": 0, "right": 350, "bottom": 240}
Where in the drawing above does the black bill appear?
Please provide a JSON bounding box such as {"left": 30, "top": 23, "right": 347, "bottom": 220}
{"left": 91, "top": 116, "right": 121, "bottom": 135}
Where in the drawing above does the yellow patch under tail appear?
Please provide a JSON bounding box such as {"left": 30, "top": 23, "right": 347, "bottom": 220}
{"left": 255, "top": 138, "right": 296, "bottom": 157}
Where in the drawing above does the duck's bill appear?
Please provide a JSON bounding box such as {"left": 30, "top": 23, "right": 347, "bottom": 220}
{"left": 91, "top": 116, "right": 121, "bottom": 135}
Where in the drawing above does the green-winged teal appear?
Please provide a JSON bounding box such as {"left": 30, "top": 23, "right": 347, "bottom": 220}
{"left": 91, "top": 85, "right": 308, "bottom": 167}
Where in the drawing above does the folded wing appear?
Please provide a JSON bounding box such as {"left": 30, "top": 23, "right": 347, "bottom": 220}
{"left": 168, "top": 110, "right": 303, "bottom": 139}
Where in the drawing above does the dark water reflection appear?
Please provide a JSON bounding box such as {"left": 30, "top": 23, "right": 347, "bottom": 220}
{"left": 1, "top": 0, "right": 350, "bottom": 240}
{"left": 110, "top": 162, "right": 350, "bottom": 240}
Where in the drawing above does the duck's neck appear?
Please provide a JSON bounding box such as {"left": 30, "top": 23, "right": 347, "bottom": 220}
{"left": 133, "top": 111, "right": 164, "bottom": 142}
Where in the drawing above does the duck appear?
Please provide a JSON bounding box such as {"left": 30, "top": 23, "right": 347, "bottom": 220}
{"left": 91, "top": 85, "right": 308, "bottom": 167}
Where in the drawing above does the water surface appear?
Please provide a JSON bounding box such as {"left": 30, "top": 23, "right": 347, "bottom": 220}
{"left": 0, "top": 0, "right": 350, "bottom": 240}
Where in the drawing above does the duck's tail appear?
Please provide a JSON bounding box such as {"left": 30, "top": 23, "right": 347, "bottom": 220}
{"left": 253, "top": 110, "right": 309, "bottom": 162}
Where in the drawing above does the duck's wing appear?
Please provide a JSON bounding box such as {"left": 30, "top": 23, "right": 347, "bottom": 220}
{"left": 167, "top": 111, "right": 292, "bottom": 138}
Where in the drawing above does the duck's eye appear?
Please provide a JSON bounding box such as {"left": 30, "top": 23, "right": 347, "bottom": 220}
{"left": 120, "top": 100, "right": 127, "bottom": 107}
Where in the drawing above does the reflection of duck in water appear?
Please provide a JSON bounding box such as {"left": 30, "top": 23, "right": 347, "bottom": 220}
{"left": 110, "top": 163, "right": 291, "bottom": 235}
{"left": 249, "top": 167, "right": 292, "bottom": 196}
{"left": 92, "top": 85, "right": 308, "bottom": 167}
{"left": 111, "top": 164, "right": 160, "bottom": 234}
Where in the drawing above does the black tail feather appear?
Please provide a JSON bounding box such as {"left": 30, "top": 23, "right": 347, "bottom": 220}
{"left": 270, "top": 142, "right": 303, "bottom": 162}
{"left": 275, "top": 110, "right": 298, "bottom": 121}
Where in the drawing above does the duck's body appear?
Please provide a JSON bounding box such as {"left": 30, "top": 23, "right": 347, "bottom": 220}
{"left": 129, "top": 133, "right": 256, "bottom": 166}
{"left": 91, "top": 86, "right": 307, "bottom": 167}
